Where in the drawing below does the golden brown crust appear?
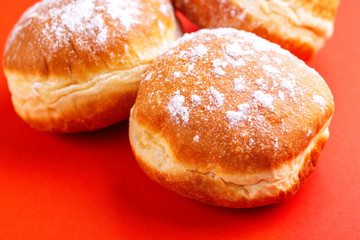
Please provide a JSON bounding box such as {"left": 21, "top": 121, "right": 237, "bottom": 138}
{"left": 133, "top": 29, "right": 334, "bottom": 174}
{"left": 129, "top": 29, "right": 334, "bottom": 207}
{"left": 172, "top": 0, "right": 339, "bottom": 60}
{"left": 4, "top": 0, "right": 177, "bottom": 76}
{"left": 3, "top": 0, "right": 182, "bottom": 132}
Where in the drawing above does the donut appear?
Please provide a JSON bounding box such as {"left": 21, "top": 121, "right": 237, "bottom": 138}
{"left": 3, "top": 0, "right": 182, "bottom": 133}
{"left": 172, "top": 0, "right": 339, "bottom": 60}
{"left": 129, "top": 28, "right": 334, "bottom": 208}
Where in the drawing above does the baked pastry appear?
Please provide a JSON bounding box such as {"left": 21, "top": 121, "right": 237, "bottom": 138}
{"left": 129, "top": 28, "right": 334, "bottom": 208}
{"left": 3, "top": 0, "right": 182, "bottom": 133}
{"left": 172, "top": 0, "right": 339, "bottom": 60}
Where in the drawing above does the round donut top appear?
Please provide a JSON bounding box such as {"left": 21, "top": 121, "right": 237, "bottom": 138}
{"left": 133, "top": 28, "right": 334, "bottom": 174}
{"left": 4, "top": 0, "right": 177, "bottom": 77}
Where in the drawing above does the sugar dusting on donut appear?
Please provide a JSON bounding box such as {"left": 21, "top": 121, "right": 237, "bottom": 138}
{"left": 167, "top": 90, "right": 190, "bottom": 123}
{"left": 6, "top": 0, "right": 172, "bottom": 54}
{"left": 141, "top": 28, "right": 328, "bottom": 149}
{"left": 131, "top": 28, "right": 334, "bottom": 207}
{"left": 4, "top": 0, "right": 181, "bottom": 133}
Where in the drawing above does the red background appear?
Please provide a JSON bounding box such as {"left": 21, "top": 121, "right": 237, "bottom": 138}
{"left": 0, "top": 0, "right": 359, "bottom": 239}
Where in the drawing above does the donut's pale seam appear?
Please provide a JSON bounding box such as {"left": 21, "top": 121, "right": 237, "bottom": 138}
{"left": 130, "top": 116, "right": 331, "bottom": 198}
{"left": 5, "top": 63, "right": 151, "bottom": 106}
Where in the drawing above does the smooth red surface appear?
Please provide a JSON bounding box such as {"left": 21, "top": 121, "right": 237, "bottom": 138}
{"left": 0, "top": 1, "right": 359, "bottom": 239}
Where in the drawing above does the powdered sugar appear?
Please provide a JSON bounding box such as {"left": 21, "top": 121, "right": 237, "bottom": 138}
{"left": 273, "top": 57, "right": 282, "bottom": 64}
{"left": 232, "top": 58, "right": 246, "bottom": 67}
{"left": 209, "top": 87, "right": 224, "bottom": 107}
{"left": 96, "top": 27, "right": 108, "bottom": 45}
{"left": 213, "top": 59, "right": 228, "bottom": 76}
{"left": 193, "top": 135, "right": 200, "bottom": 142}
{"left": 263, "top": 65, "right": 280, "bottom": 75}
{"left": 253, "top": 91, "right": 274, "bottom": 111}
{"left": 313, "top": 95, "right": 325, "bottom": 105}
{"left": 213, "top": 59, "right": 228, "bottom": 68}
{"left": 225, "top": 103, "right": 250, "bottom": 125}
{"left": 57, "top": 1, "right": 95, "bottom": 32}
{"left": 234, "top": 77, "right": 245, "bottom": 91}
{"left": 167, "top": 91, "right": 189, "bottom": 123}
{"left": 226, "top": 111, "right": 247, "bottom": 124}
{"left": 191, "top": 43, "right": 208, "bottom": 57}
{"left": 313, "top": 95, "right": 326, "bottom": 111}
{"left": 156, "top": 28, "right": 326, "bottom": 136}
{"left": 225, "top": 43, "right": 244, "bottom": 57}
{"left": 280, "top": 78, "right": 295, "bottom": 91}
{"left": 274, "top": 137, "right": 279, "bottom": 149}
{"left": 214, "top": 67, "right": 226, "bottom": 76}
{"left": 191, "top": 95, "right": 201, "bottom": 105}
{"left": 306, "top": 129, "right": 312, "bottom": 138}
{"left": 237, "top": 103, "right": 250, "bottom": 112}
{"left": 144, "top": 72, "right": 152, "bottom": 82}
{"left": 278, "top": 90, "right": 285, "bottom": 100}
{"left": 252, "top": 38, "right": 290, "bottom": 56}
{"left": 105, "top": 0, "right": 142, "bottom": 30}
{"left": 10, "top": 0, "right": 158, "bottom": 53}
{"left": 256, "top": 78, "right": 264, "bottom": 85}
{"left": 187, "top": 64, "right": 195, "bottom": 72}
{"left": 173, "top": 71, "right": 181, "bottom": 78}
